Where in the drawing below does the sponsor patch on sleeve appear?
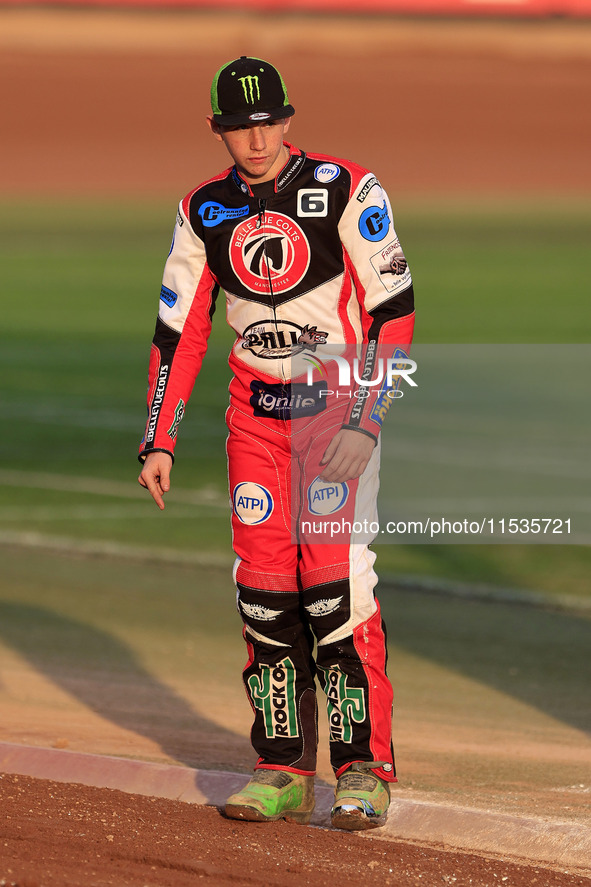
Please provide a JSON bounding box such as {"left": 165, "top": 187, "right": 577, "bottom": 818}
{"left": 358, "top": 200, "right": 390, "bottom": 242}
{"left": 369, "top": 347, "right": 409, "bottom": 427}
{"left": 356, "top": 175, "right": 380, "bottom": 203}
{"left": 369, "top": 240, "right": 411, "bottom": 293}
{"left": 167, "top": 398, "right": 185, "bottom": 440}
{"left": 160, "top": 285, "right": 178, "bottom": 307}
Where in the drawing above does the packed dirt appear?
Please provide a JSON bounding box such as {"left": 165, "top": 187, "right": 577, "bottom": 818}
{"left": 2, "top": 773, "right": 590, "bottom": 887}
{"left": 2, "top": 9, "right": 590, "bottom": 198}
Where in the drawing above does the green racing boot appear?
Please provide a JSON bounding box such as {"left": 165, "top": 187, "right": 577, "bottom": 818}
{"left": 331, "top": 761, "right": 391, "bottom": 831}
{"left": 225, "top": 769, "right": 315, "bottom": 824}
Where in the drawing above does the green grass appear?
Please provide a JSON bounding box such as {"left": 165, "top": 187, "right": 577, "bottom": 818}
{"left": 1, "top": 198, "right": 590, "bottom": 600}
{"left": 398, "top": 200, "right": 591, "bottom": 344}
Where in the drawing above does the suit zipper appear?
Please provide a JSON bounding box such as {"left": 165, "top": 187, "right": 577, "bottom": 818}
{"left": 256, "top": 198, "right": 274, "bottom": 310}
{"left": 256, "top": 197, "right": 266, "bottom": 230}
{"left": 255, "top": 197, "right": 288, "bottom": 391}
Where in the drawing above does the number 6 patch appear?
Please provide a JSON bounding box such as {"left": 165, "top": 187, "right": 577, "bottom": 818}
{"left": 297, "top": 189, "right": 328, "bottom": 217}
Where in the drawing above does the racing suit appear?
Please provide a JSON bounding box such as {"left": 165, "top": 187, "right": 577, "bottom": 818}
{"left": 139, "top": 143, "right": 415, "bottom": 784}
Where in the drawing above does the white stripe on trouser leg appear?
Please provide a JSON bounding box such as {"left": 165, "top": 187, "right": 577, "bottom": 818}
{"left": 233, "top": 556, "right": 241, "bottom": 609}
{"left": 317, "top": 442, "right": 380, "bottom": 647}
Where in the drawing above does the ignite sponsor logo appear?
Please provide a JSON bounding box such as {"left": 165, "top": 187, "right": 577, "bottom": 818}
{"left": 250, "top": 380, "right": 327, "bottom": 419}
{"left": 318, "top": 665, "right": 366, "bottom": 744}
{"left": 307, "top": 477, "right": 349, "bottom": 516}
{"left": 247, "top": 657, "right": 299, "bottom": 739}
{"left": 233, "top": 481, "right": 274, "bottom": 525}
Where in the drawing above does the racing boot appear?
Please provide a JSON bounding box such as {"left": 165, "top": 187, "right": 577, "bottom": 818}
{"left": 331, "top": 761, "right": 391, "bottom": 831}
{"left": 225, "top": 769, "right": 315, "bottom": 824}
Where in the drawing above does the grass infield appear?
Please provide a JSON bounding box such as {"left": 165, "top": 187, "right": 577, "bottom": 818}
{"left": 1, "top": 198, "right": 589, "bottom": 597}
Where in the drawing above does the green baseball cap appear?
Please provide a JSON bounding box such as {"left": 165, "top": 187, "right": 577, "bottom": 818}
{"left": 210, "top": 56, "right": 295, "bottom": 126}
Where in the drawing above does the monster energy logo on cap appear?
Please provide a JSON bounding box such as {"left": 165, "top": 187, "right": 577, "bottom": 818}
{"left": 210, "top": 56, "right": 295, "bottom": 126}
{"left": 239, "top": 75, "right": 260, "bottom": 104}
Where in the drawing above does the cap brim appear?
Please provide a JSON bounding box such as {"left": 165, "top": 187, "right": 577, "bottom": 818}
{"left": 212, "top": 104, "right": 295, "bottom": 126}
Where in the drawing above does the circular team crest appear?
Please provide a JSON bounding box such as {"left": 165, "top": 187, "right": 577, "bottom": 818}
{"left": 230, "top": 213, "right": 311, "bottom": 295}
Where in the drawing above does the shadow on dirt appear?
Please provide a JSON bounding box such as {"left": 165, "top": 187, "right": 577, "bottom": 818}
{"left": 1, "top": 561, "right": 588, "bottom": 793}
{"left": 0, "top": 601, "right": 254, "bottom": 790}
{"left": 0, "top": 600, "right": 336, "bottom": 794}
{"left": 379, "top": 582, "right": 591, "bottom": 736}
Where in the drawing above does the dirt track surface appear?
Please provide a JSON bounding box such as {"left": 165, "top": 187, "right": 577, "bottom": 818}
{"left": 1, "top": 774, "right": 589, "bottom": 887}
{"left": 2, "top": 9, "right": 591, "bottom": 197}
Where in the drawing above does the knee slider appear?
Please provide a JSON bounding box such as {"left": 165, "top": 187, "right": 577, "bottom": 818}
{"left": 237, "top": 586, "right": 302, "bottom": 647}
{"left": 302, "top": 579, "right": 351, "bottom": 642}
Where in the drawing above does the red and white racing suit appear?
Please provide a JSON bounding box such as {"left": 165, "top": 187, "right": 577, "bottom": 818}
{"left": 139, "top": 143, "right": 414, "bottom": 783}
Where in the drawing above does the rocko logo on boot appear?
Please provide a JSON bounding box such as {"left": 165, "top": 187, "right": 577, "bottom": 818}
{"left": 318, "top": 665, "right": 366, "bottom": 744}
{"left": 247, "top": 657, "right": 299, "bottom": 739}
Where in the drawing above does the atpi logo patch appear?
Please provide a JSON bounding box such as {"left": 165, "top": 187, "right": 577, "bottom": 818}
{"left": 247, "top": 657, "right": 299, "bottom": 739}
{"left": 233, "top": 482, "right": 274, "bottom": 525}
{"left": 230, "top": 213, "right": 310, "bottom": 295}
{"left": 314, "top": 163, "right": 340, "bottom": 183}
{"left": 307, "top": 477, "right": 349, "bottom": 515}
